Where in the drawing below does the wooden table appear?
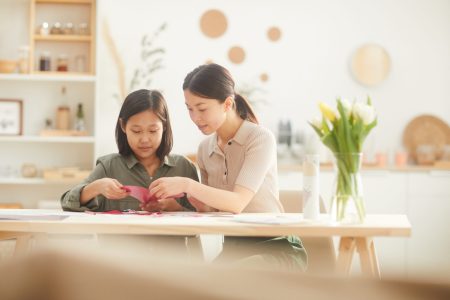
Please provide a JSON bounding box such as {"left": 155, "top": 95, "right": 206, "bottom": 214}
{"left": 0, "top": 210, "right": 411, "bottom": 278}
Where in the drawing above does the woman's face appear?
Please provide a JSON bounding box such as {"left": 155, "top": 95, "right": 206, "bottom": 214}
{"left": 184, "top": 90, "right": 227, "bottom": 135}
{"left": 121, "top": 109, "right": 163, "bottom": 161}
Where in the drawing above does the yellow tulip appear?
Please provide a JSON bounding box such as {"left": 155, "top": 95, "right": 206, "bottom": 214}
{"left": 319, "top": 102, "right": 336, "bottom": 122}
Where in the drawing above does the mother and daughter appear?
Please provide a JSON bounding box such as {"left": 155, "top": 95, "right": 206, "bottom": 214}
{"left": 61, "top": 63, "right": 307, "bottom": 270}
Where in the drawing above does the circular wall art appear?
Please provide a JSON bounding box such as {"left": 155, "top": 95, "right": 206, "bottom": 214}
{"left": 228, "top": 46, "right": 246, "bottom": 64}
{"left": 267, "top": 26, "right": 281, "bottom": 42}
{"left": 260, "top": 73, "right": 269, "bottom": 82}
{"left": 350, "top": 44, "right": 391, "bottom": 86}
{"left": 200, "top": 9, "right": 228, "bottom": 38}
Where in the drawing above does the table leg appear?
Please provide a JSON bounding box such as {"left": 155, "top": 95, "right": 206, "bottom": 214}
{"left": 186, "top": 235, "right": 204, "bottom": 261}
{"left": 336, "top": 237, "right": 356, "bottom": 275}
{"left": 0, "top": 231, "right": 33, "bottom": 257}
{"left": 369, "top": 239, "right": 380, "bottom": 277}
{"left": 14, "top": 234, "right": 32, "bottom": 257}
{"left": 356, "top": 237, "right": 380, "bottom": 278}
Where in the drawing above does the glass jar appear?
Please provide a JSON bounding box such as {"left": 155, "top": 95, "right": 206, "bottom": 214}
{"left": 39, "top": 51, "right": 51, "bottom": 71}
{"left": 75, "top": 54, "right": 86, "bottom": 72}
{"left": 17, "top": 46, "right": 29, "bottom": 73}
{"left": 51, "top": 22, "right": 62, "bottom": 34}
{"left": 416, "top": 144, "right": 435, "bottom": 165}
{"left": 57, "top": 54, "right": 69, "bottom": 72}
{"left": 63, "top": 22, "right": 74, "bottom": 35}
{"left": 38, "top": 22, "right": 50, "bottom": 35}
{"left": 77, "top": 23, "right": 89, "bottom": 35}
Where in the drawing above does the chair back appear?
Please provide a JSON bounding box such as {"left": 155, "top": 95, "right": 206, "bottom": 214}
{"left": 279, "top": 190, "right": 336, "bottom": 274}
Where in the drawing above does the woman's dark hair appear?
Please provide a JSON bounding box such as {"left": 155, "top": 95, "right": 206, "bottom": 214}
{"left": 115, "top": 89, "right": 173, "bottom": 160}
{"left": 183, "top": 63, "right": 258, "bottom": 124}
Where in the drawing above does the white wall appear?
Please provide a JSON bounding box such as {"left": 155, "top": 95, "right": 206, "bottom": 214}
{"left": 96, "top": 0, "right": 450, "bottom": 158}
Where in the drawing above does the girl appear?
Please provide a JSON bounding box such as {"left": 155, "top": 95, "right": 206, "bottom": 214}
{"left": 148, "top": 64, "right": 307, "bottom": 270}
{"left": 61, "top": 89, "right": 198, "bottom": 212}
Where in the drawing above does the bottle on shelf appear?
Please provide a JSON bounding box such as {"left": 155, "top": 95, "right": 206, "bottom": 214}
{"left": 17, "top": 46, "right": 29, "bottom": 73}
{"left": 39, "top": 51, "right": 51, "bottom": 71}
{"left": 56, "top": 86, "right": 70, "bottom": 130}
{"left": 57, "top": 54, "right": 68, "bottom": 72}
{"left": 74, "top": 103, "right": 85, "bottom": 131}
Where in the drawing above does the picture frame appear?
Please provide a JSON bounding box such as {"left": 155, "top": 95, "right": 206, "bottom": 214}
{"left": 0, "top": 99, "right": 23, "bottom": 135}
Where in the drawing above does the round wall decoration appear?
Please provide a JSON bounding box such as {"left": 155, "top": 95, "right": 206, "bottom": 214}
{"left": 200, "top": 9, "right": 228, "bottom": 38}
{"left": 267, "top": 26, "right": 281, "bottom": 42}
{"left": 350, "top": 44, "right": 391, "bottom": 86}
{"left": 260, "top": 73, "right": 269, "bottom": 82}
{"left": 228, "top": 46, "right": 246, "bottom": 64}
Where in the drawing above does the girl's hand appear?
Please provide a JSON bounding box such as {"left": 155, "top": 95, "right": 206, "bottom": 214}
{"left": 149, "top": 177, "right": 189, "bottom": 199}
{"left": 188, "top": 196, "right": 217, "bottom": 213}
{"left": 96, "top": 178, "right": 128, "bottom": 200}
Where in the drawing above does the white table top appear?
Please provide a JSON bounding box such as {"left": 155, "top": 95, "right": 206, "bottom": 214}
{"left": 0, "top": 209, "right": 411, "bottom": 237}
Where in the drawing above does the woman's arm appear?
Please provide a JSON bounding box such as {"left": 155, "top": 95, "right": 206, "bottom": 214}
{"left": 149, "top": 177, "right": 254, "bottom": 214}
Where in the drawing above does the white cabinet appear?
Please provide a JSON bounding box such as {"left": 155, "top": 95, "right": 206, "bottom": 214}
{"left": 278, "top": 169, "right": 450, "bottom": 277}
{"left": 406, "top": 172, "right": 450, "bottom": 278}
{"left": 362, "top": 171, "right": 408, "bottom": 276}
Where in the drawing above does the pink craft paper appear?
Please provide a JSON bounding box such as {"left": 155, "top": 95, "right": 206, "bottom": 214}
{"left": 121, "top": 185, "right": 184, "bottom": 204}
{"left": 121, "top": 186, "right": 156, "bottom": 204}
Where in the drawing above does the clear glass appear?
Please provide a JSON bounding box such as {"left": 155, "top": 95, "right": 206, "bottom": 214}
{"left": 330, "top": 153, "right": 365, "bottom": 224}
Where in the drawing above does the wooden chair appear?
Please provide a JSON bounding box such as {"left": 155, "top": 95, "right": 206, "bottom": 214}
{"left": 279, "top": 190, "right": 336, "bottom": 275}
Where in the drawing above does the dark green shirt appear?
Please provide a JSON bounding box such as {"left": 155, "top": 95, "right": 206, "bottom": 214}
{"left": 60, "top": 153, "right": 198, "bottom": 212}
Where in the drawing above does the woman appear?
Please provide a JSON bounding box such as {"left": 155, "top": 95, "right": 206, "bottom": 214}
{"left": 149, "top": 64, "right": 307, "bottom": 270}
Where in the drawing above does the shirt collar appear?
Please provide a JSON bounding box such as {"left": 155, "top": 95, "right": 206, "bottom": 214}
{"left": 124, "top": 154, "right": 175, "bottom": 169}
{"left": 207, "top": 120, "right": 255, "bottom": 156}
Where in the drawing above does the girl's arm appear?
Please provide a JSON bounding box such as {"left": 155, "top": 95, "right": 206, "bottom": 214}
{"left": 80, "top": 178, "right": 128, "bottom": 205}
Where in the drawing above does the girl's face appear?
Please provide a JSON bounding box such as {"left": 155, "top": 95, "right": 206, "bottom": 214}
{"left": 184, "top": 90, "right": 228, "bottom": 135}
{"left": 121, "top": 109, "right": 163, "bottom": 161}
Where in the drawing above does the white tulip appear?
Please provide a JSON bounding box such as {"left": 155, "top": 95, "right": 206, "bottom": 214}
{"left": 341, "top": 98, "right": 352, "bottom": 116}
{"left": 353, "top": 103, "right": 376, "bottom": 125}
{"left": 311, "top": 117, "right": 322, "bottom": 129}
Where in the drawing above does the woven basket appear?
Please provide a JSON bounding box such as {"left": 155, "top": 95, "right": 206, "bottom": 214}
{"left": 403, "top": 115, "right": 450, "bottom": 164}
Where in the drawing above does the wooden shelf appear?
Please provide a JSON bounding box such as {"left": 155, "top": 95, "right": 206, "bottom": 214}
{"left": 30, "top": 0, "right": 96, "bottom": 74}
{"left": 0, "top": 73, "right": 95, "bottom": 82}
{"left": 36, "top": 0, "right": 93, "bottom": 4}
{"left": 34, "top": 34, "right": 92, "bottom": 42}
{"left": 0, "top": 177, "right": 79, "bottom": 185}
{"left": 0, "top": 136, "right": 95, "bottom": 143}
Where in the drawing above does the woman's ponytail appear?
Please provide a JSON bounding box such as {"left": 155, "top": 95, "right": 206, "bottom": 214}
{"left": 234, "top": 93, "right": 258, "bottom": 124}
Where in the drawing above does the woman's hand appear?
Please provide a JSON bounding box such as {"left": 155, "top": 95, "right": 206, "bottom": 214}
{"left": 140, "top": 198, "right": 186, "bottom": 212}
{"left": 149, "top": 177, "right": 189, "bottom": 199}
{"left": 140, "top": 200, "right": 164, "bottom": 212}
{"left": 188, "top": 196, "right": 217, "bottom": 212}
{"left": 96, "top": 178, "right": 128, "bottom": 200}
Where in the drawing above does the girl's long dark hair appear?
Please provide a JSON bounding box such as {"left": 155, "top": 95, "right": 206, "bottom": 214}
{"left": 183, "top": 63, "right": 258, "bottom": 124}
{"left": 115, "top": 89, "right": 173, "bottom": 160}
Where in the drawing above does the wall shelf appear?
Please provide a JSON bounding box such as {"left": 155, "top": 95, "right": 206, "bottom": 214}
{"left": 0, "top": 177, "right": 79, "bottom": 185}
{"left": 34, "top": 34, "right": 92, "bottom": 42}
{"left": 0, "top": 73, "right": 96, "bottom": 82}
{"left": 0, "top": 136, "right": 95, "bottom": 143}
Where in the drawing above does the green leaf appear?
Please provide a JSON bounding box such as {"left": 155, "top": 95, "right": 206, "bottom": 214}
{"left": 308, "top": 122, "right": 324, "bottom": 138}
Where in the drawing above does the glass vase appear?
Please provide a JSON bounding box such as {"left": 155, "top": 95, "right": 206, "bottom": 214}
{"left": 330, "top": 153, "right": 365, "bottom": 224}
